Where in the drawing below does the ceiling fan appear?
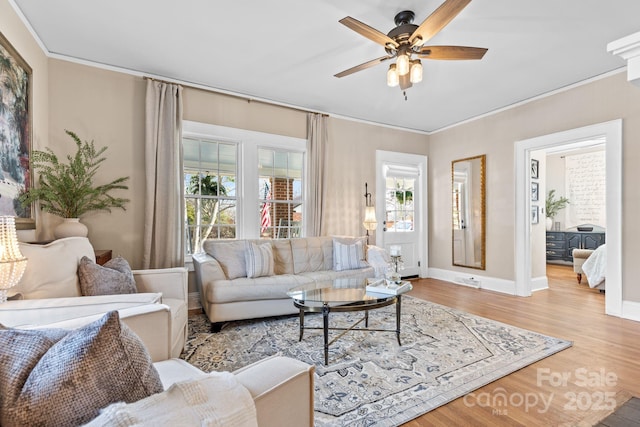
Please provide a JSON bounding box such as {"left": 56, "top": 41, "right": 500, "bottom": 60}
{"left": 334, "top": 0, "right": 487, "bottom": 97}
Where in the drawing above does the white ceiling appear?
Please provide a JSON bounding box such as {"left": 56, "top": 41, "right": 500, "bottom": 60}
{"left": 12, "top": 0, "right": 640, "bottom": 133}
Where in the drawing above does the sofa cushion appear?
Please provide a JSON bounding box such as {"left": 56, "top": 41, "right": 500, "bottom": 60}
{"left": 245, "top": 242, "right": 275, "bottom": 278}
{"left": 271, "top": 239, "right": 293, "bottom": 275}
{"left": 203, "top": 240, "right": 247, "bottom": 279}
{"left": 0, "top": 311, "right": 163, "bottom": 427}
{"left": 333, "top": 239, "right": 368, "bottom": 271}
{"left": 291, "top": 237, "right": 333, "bottom": 274}
{"left": 78, "top": 256, "right": 137, "bottom": 296}
{"left": 204, "top": 275, "right": 314, "bottom": 304}
{"left": 15, "top": 237, "right": 95, "bottom": 299}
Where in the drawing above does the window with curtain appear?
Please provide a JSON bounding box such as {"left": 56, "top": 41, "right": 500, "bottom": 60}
{"left": 258, "top": 148, "right": 304, "bottom": 239}
{"left": 182, "top": 121, "right": 307, "bottom": 255}
{"left": 183, "top": 137, "right": 238, "bottom": 254}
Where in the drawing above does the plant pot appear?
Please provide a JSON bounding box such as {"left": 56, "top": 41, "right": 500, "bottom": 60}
{"left": 546, "top": 217, "right": 553, "bottom": 231}
{"left": 54, "top": 218, "right": 88, "bottom": 239}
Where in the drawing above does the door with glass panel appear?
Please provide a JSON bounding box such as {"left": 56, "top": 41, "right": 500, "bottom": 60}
{"left": 382, "top": 172, "right": 420, "bottom": 277}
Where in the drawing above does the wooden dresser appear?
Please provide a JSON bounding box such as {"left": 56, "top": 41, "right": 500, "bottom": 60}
{"left": 546, "top": 231, "right": 605, "bottom": 263}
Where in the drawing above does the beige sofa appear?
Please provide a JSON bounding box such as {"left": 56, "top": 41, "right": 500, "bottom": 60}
{"left": 0, "top": 237, "right": 188, "bottom": 361}
{"left": 154, "top": 356, "right": 314, "bottom": 427}
{"left": 193, "top": 236, "right": 375, "bottom": 331}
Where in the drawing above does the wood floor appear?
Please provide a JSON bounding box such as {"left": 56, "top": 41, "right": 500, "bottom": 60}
{"left": 403, "top": 264, "right": 640, "bottom": 426}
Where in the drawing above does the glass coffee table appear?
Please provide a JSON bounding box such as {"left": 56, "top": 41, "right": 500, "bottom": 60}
{"left": 287, "top": 278, "right": 412, "bottom": 365}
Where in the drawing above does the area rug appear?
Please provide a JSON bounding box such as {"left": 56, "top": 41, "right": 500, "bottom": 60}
{"left": 181, "top": 296, "right": 571, "bottom": 426}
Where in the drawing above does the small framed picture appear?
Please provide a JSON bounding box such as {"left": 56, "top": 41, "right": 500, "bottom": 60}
{"left": 531, "top": 206, "right": 539, "bottom": 224}
{"left": 531, "top": 182, "right": 539, "bottom": 201}
{"left": 531, "top": 159, "right": 539, "bottom": 179}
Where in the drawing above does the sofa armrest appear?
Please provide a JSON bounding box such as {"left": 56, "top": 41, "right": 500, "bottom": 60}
{"left": 233, "top": 355, "right": 315, "bottom": 427}
{"left": 192, "top": 252, "right": 228, "bottom": 294}
{"left": 133, "top": 268, "right": 188, "bottom": 302}
{"left": 12, "top": 304, "right": 172, "bottom": 362}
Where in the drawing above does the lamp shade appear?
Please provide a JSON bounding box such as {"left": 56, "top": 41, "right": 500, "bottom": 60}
{"left": 387, "top": 64, "right": 399, "bottom": 87}
{"left": 410, "top": 60, "right": 423, "bottom": 84}
{"left": 363, "top": 206, "right": 378, "bottom": 231}
{"left": 0, "top": 216, "right": 27, "bottom": 303}
{"left": 396, "top": 53, "right": 410, "bottom": 76}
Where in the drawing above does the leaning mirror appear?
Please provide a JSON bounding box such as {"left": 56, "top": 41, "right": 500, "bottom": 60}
{"left": 452, "top": 155, "right": 486, "bottom": 269}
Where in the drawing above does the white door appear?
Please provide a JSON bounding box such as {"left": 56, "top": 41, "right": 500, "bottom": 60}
{"left": 375, "top": 151, "right": 428, "bottom": 279}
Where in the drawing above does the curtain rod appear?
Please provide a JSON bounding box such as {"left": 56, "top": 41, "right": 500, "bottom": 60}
{"left": 143, "top": 76, "right": 329, "bottom": 117}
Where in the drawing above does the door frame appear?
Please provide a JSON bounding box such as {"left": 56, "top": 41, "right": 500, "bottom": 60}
{"left": 514, "top": 120, "right": 622, "bottom": 316}
{"left": 375, "top": 150, "right": 428, "bottom": 278}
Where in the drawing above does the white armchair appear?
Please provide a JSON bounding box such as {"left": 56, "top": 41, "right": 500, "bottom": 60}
{"left": 0, "top": 237, "right": 187, "bottom": 361}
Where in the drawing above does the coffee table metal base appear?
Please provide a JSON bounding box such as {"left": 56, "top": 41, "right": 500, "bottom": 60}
{"left": 293, "top": 295, "right": 403, "bottom": 365}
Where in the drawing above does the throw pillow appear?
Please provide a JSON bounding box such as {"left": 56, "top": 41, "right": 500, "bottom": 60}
{"left": 78, "top": 256, "right": 137, "bottom": 296}
{"left": 245, "top": 242, "right": 275, "bottom": 278}
{"left": 0, "top": 311, "right": 163, "bottom": 427}
{"left": 333, "top": 239, "right": 368, "bottom": 271}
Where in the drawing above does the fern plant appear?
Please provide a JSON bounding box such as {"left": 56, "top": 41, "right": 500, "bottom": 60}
{"left": 19, "top": 130, "right": 130, "bottom": 218}
{"left": 545, "top": 189, "right": 569, "bottom": 218}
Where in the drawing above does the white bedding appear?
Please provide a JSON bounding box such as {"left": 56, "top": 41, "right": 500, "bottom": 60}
{"left": 582, "top": 244, "right": 606, "bottom": 288}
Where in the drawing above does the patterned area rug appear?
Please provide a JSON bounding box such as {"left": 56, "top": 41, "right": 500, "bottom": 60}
{"left": 182, "top": 296, "right": 571, "bottom": 426}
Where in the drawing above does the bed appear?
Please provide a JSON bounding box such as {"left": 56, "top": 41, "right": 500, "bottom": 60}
{"left": 581, "top": 243, "right": 606, "bottom": 290}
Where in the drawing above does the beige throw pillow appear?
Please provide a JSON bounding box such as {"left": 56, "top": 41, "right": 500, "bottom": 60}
{"left": 78, "top": 256, "right": 137, "bottom": 296}
{"left": 333, "top": 239, "right": 368, "bottom": 271}
{"left": 0, "top": 311, "right": 163, "bottom": 427}
{"left": 245, "top": 242, "right": 275, "bottom": 278}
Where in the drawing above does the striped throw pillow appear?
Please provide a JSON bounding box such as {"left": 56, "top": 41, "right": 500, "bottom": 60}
{"left": 245, "top": 242, "right": 275, "bottom": 278}
{"left": 333, "top": 240, "right": 367, "bottom": 271}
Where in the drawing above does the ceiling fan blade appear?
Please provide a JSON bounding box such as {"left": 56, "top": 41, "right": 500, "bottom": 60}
{"left": 417, "top": 45, "right": 487, "bottom": 60}
{"left": 334, "top": 56, "right": 393, "bottom": 78}
{"left": 339, "top": 17, "right": 399, "bottom": 49}
{"left": 409, "top": 0, "right": 472, "bottom": 46}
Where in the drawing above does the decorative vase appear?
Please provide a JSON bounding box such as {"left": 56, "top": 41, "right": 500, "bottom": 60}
{"left": 546, "top": 217, "right": 553, "bottom": 231}
{"left": 54, "top": 218, "right": 88, "bottom": 239}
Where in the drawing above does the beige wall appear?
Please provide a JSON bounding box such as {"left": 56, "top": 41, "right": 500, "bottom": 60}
{"left": 429, "top": 71, "right": 640, "bottom": 301}
{"left": 46, "top": 60, "right": 428, "bottom": 269}
{"left": 324, "top": 118, "right": 428, "bottom": 242}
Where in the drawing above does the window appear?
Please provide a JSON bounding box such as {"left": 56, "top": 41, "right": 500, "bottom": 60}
{"left": 385, "top": 177, "right": 414, "bottom": 232}
{"left": 258, "top": 148, "right": 304, "bottom": 239}
{"left": 183, "top": 137, "right": 238, "bottom": 255}
{"left": 183, "top": 121, "right": 307, "bottom": 255}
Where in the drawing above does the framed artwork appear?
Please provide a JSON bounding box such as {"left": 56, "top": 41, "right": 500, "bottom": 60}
{"left": 531, "top": 158, "right": 539, "bottom": 179}
{"left": 0, "top": 31, "right": 34, "bottom": 229}
{"left": 531, "top": 206, "right": 539, "bottom": 224}
{"left": 531, "top": 181, "right": 539, "bottom": 201}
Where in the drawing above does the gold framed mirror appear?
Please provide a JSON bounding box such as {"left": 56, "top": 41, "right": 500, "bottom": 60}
{"left": 452, "top": 155, "right": 486, "bottom": 269}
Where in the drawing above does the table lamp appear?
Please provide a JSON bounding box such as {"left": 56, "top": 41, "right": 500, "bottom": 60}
{"left": 0, "top": 216, "right": 27, "bottom": 303}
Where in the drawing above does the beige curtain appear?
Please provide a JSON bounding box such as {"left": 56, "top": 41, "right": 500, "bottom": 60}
{"left": 143, "top": 80, "right": 184, "bottom": 268}
{"left": 306, "top": 113, "right": 327, "bottom": 236}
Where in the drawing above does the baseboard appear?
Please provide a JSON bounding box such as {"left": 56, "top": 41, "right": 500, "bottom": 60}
{"left": 427, "top": 268, "right": 516, "bottom": 295}
{"left": 531, "top": 275, "right": 549, "bottom": 292}
{"left": 621, "top": 300, "right": 640, "bottom": 322}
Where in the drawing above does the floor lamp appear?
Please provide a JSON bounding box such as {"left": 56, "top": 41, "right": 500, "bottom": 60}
{"left": 363, "top": 183, "right": 377, "bottom": 244}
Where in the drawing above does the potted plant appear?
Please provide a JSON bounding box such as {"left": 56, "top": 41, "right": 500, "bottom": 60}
{"left": 19, "top": 130, "right": 130, "bottom": 238}
{"left": 545, "top": 189, "right": 569, "bottom": 231}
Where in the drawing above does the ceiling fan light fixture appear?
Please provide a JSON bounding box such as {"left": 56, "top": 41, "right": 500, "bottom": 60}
{"left": 397, "top": 53, "right": 410, "bottom": 75}
{"left": 410, "top": 60, "right": 423, "bottom": 84}
{"left": 387, "top": 64, "right": 399, "bottom": 87}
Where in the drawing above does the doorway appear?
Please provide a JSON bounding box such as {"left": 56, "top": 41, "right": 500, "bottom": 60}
{"left": 515, "top": 120, "right": 622, "bottom": 316}
{"left": 375, "top": 150, "right": 428, "bottom": 278}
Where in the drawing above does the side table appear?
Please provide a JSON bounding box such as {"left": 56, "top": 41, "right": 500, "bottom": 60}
{"left": 94, "top": 249, "right": 112, "bottom": 265}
